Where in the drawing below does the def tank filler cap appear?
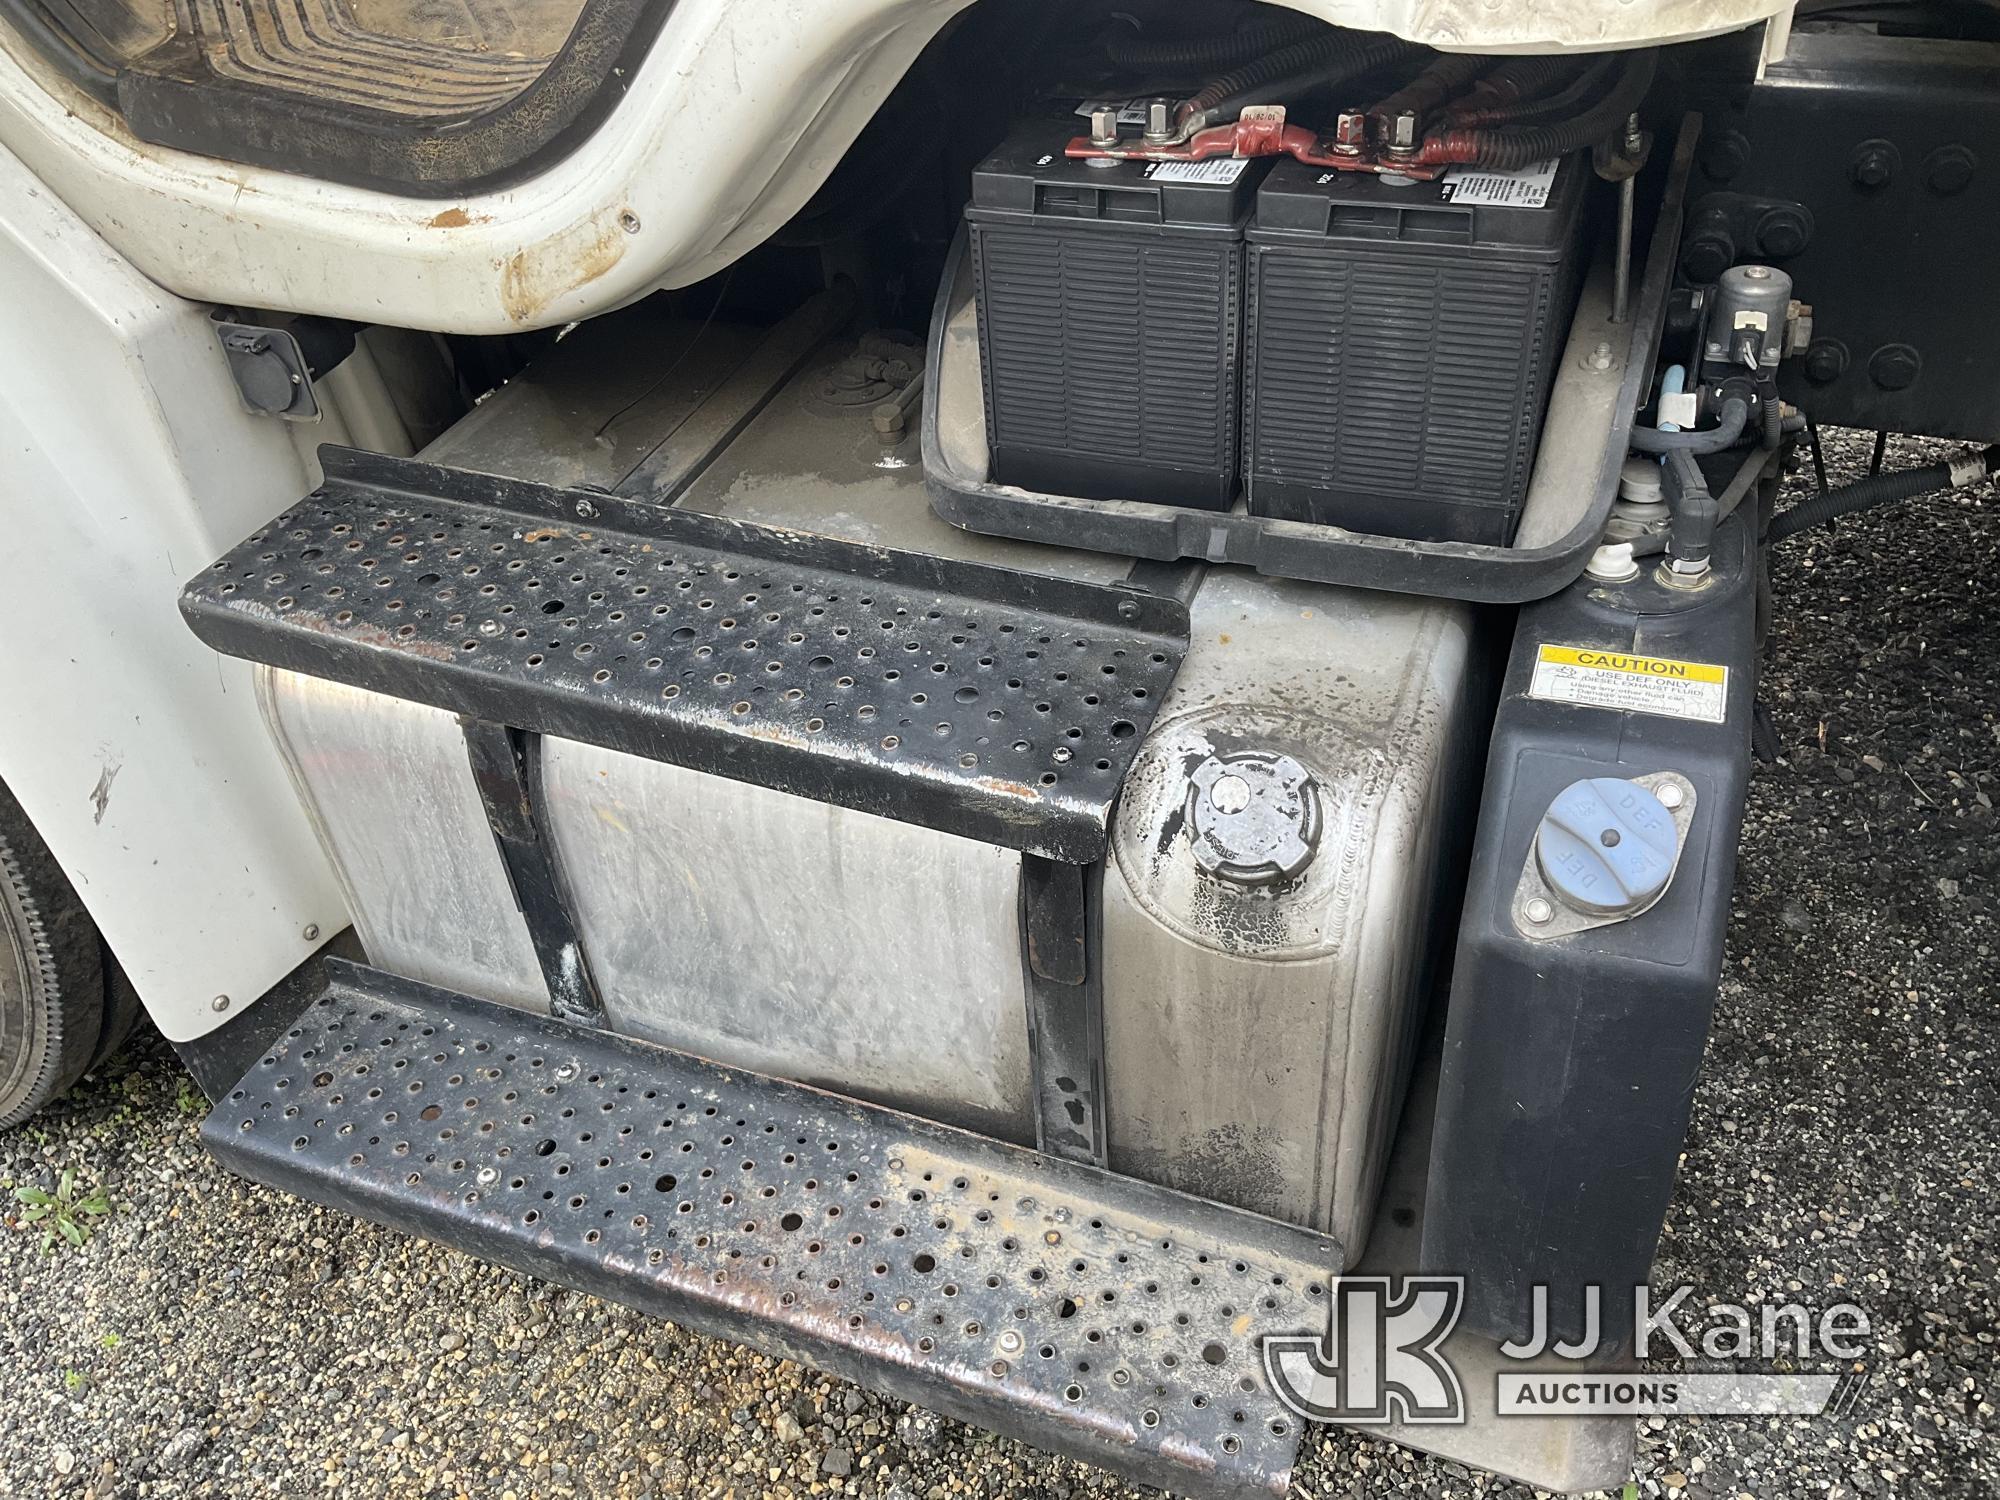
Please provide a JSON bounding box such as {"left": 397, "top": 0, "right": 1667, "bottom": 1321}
{"left": 1512, "top": 771, "right": 1698, "bottom": 937}
{"left": 1186, "top": 751, "right": 1321, "bottom": 886}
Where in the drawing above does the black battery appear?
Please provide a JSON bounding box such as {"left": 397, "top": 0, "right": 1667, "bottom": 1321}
{"left": 1244, "top": 153, "right": 1590, "bottom": 545}
{"left": 966, "top": 127, "right": 1269, "bottom": 510}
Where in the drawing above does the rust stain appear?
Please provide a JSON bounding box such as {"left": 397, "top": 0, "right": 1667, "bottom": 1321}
{"left": 975, "top": 775, "right": 1042, "bottom": 803}
{"left": 428, "top": 207, "right": 486, "bottom": 229}
{"left": 520, "top": 528, "right": 563, "bottom": 543}
{"left": 499, "top": 216, "right": 627, "bottom": 325}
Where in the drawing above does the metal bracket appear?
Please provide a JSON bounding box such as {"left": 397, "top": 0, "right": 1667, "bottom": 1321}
{"left": 461, "top": 720, "right": 605, "bottom": 1025}
{"left": 1019, "top": 857, "right": 1106, "bottom": 1167}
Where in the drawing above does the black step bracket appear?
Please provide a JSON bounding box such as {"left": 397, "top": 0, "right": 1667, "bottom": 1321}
{"left": 206, "top": 962, "right": 1338, "bottom": 1499}
{"left": 180, "top": 448, "right": 1188, "bottom": 864}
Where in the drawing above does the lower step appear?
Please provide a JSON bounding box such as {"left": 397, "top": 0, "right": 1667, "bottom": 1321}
{"left": 204, "top": 961, "right": 1338, "bottom": 1498}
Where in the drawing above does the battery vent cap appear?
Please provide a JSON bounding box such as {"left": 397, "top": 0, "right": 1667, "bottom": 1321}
{"left": 1534, "top": 777, "right": 1679, "bottom": 916}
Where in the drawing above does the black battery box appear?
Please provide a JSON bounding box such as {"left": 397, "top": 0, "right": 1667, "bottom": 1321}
{"left": 966, "top": 128, "right": 1270, "bottom": 510}
{"left": 1244, "top": 154, "right": 1591, "bottom": 545}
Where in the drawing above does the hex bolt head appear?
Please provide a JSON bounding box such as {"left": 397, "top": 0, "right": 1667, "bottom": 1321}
{"left": 1655, "top": 782, "right": 1686, "bottom": 811}
{"left": 1144, "top": 99, "right": 1174, "bottom": 144}
{"left": 1332, "top": 109, "right": 1367, "bottom": 155}
{"left": 1698, "top": 130, "right": 1750, "bottom": 183}
{"left": 1387, "top": 110, "right": 1420, "bottom": 153}
{"left": 1868, "top": 343, "right": 1921, "bottom": 392}
{"left": 555, "top": 1061, "right": 578, "bottom": 1082}
{"left": 998, "top": 1329, "right": 1024, "bottom": 1355}
{"left": 476, "top": 1166, "right": 500, "bottom": 1186}
{"left": 1753, "top": 205, "right": 1811, "bottom": 259}
{"left": 1524, "top": 897, "right": 1554, "bottom": 925}
{"left": 1849, "top": 139, "right": 1898, "bottom": 190}
{"left": 1803, "top": 338, "right": 1849, "bottom": 385}
{"left": 1672, "top": 228, "right": 1736, "bottom": 286}
{"left": 1922, "top": 144, "right": 1976, "bottom": 195}
{"left": 1089, "top": 108, "right": 1119, "bottom": 147}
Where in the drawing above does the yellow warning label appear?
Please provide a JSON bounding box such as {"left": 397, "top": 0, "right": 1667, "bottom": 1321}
{"left": 1529, "top": 645, "right": 1729, "bottom": 723}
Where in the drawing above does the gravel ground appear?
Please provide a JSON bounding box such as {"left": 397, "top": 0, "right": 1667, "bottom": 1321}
{"left": 1, "top": 428, "right": 1993, "bottom": 1500}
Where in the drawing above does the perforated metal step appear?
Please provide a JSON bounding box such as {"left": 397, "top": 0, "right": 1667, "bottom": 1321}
{"left": 180, "top": 448, "right": 1187, "bottom": 863}
{"left": 206, "top": 962, "right": 1337, "bottom": 1498}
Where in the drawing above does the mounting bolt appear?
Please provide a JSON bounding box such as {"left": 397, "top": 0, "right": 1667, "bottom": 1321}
{"left": 998, "top": 1329, "right": 1024, "bottom": 1355}
{"left": 1698, "top": 130, "right": 1750, "bottom": 183}
{"left": 1803, "top": 338, "right": 1849, "bottom": 385}
{"left": 1524, "top": 897, "right": 1554, "bottom": 926}
{"left": 302, "top": 923, "right": 320, "bottom": 942}
{"left": 1868, "top": 343, "right": 1921, "bottom": 392}
{"left": 1655, "top": 782, "right": 1687, "bottom": 811}
{"left": 1331, "top": 109, "right": 1367, "bottom": 156}
{"left": 1849, "top": 139, "right": 1898, "bottom": 190}
{"left": 1753, "top": 204, "right": 1811, "bottom": 259}
{"left": 476, "top": 1166, "right": 500, "bottom": 1186}
{"left": 211, "top": 994, "right": 232, "bottom": 1013}
{"left": 555, "top": 1062, "right": 578, "bottom": 1082}
{"left": 1922, "top": 143, "right": 1976, "bottom": 195}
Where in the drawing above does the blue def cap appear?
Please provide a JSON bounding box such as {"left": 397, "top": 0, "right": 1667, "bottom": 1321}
{"left": 1535, "top": 777, "right": 1679, "bottom": 916}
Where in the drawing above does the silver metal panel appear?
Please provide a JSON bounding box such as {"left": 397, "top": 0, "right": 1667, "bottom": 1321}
{"left": 1101, "top": 573, "right": 1481, "bottom": 1261}
{"left": 539, "top": 739, "right": 1034, "bottom": 1142}
{"left": 256, "top": 669, "right": 548, "bottom": 1013}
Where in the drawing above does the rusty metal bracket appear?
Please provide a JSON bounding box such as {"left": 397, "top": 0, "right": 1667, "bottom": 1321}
{"left": 204, "top": 961, "right": 1339, "bottom": 1498}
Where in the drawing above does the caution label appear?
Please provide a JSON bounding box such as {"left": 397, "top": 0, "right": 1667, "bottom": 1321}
{"left": 1528, "top": 645, "right": 1730, "bottom": 724}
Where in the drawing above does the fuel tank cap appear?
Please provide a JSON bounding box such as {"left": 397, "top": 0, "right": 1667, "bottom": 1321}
{"left": 1186, "top": 751, "right": 1321, "bottom": 886}
{"left": 1534, "top": 777, "right": 1680, "bottom": 916}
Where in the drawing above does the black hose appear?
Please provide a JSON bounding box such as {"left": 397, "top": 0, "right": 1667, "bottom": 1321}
{"left": 1209, "top": 53, "right": 1406, "bottom": 117}
{"left": 1427, "top": 49, "right": 1655, "bottom": 169}
{"left": 1628, "top": 396, "right": 1750, "bottom": 455}
{"left": 1106, "top": 11, "right": 1326, "bottom": 73}
{"left": 1366, "top": 54, "right": 1493, "bottom": 123}
{"left": 1458, "top": 54, "right": 1578, "bottom": 111}
{"left": 1190, "top": 30, "right": 1420, "bottom": 115}
{"left": 1666, "top": 447, "right": 1718, "bottom": 567}
{"left": 1761, "top": 388, "right": 1784, "bottom": 450}
{"left": 1457, "top": 56, "right": 1614, "bottom": 128}
{"left": 1767, "top": 445, "right": 1998, "bottom": 543}
{"left": 1716, "top": 444, "right": 1776, "bottom": 524}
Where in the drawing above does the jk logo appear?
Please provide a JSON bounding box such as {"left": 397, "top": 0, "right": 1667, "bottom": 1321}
{"left": 1262, "top": 1277, "right": 1467, "bottom": 1425}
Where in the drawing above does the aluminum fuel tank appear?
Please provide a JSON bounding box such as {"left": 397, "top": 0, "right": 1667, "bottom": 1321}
{"left": 254, "top": 323, "right": 1487, "bottom": 1259}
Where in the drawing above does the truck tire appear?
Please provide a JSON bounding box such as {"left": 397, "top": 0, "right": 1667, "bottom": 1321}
{"left": 0, "top": 781, "right": 108, "bottom": 1129}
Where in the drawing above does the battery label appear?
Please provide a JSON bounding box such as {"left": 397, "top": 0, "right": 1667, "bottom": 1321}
{"left": 1528, "top": 645, "right": 1730, "bottom": 724}
{"left": 1442, "top": 157, "right": 1560, "bottom": 208}
{"left": 1074, "top": 98, "right": 1153, "bottom": 127}
{"left": 1144, "top": 158, "right": 1251, "bottom": 185}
